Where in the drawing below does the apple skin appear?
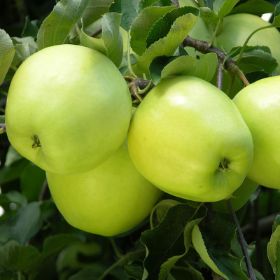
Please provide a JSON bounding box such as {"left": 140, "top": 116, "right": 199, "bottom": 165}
{"left": 6, "top": 44, "right": 132, "bottom": 174}
{"left": 128, "top": 76, "right": 254, "bottom": 202}
{"left": 234, "top": 76, "right": 280, "bottom": 189}
{"left": 46, "top": 144, "right": 162, "bottom": 237}
{"left": 215, "top": 13, "right": 280, "bottom": 73}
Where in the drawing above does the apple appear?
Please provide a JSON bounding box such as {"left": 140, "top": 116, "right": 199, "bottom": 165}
{"left": 5, "top": 44, "right": 132, "bottom": 174}
{"left": 128, "top": 76, "right": 253, "bottom": 202}
{"left": 46, "top": 143, "right": 162, "bottom": 236}
{"left": 233, "top": 76, "right": 280, "bottom": 189}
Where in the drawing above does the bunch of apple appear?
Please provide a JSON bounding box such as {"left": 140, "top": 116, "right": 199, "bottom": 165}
{"left": 5, "top": 13, "right": 280, "bottom": 236}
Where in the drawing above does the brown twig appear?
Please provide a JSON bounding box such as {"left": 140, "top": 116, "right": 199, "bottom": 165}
{"left": 182, "top": 36, "right": 250, "bottom": 87}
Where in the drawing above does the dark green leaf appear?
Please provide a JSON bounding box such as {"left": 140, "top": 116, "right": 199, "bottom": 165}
{"left": 135, "top": 11, "right": 197, "bottom": 75}
{"left": 130, "top": 6, "right": 174, "bottom": 55}
{"left": 231, "top": 0, "right": 274, "bottom": 15}
{"left": 37, "top": 0, "right": 90, "bottom": 49}
{"left": 110, "top": 0, "right": 140, "bottom": 30}
{"left": 170, "top": 265, "right": 204, "bottom": 280}
{"left": 0, "top": 29, "right": 15, "bottom": 85}
{"left": 10, "top": 202, "right": 42, "bottom": 244}
{"left": 69, "top": 265, "right": 107, "bottom": 280}
{"left": 232, "top": 46, "right": 278, "bottom": 74}
{"left": 0, "top": 240, "right": 40, "bottom": 273}
{"left": 268, "top": 225, "right": 280, "bottom": 274}
{"left": 146, "top": 6, "right": 199, "bottom": 48}
{"left": 273, "top": 2, "right": 280, "bottom": 27}
{"left": 141, "top": 203, "right": 205, "bottom": 280}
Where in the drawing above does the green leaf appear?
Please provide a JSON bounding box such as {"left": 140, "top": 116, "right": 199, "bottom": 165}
{"left": 136, "top": 11, "right": 198, "bottom": 75}
{"left": 69, "top": 265, "right": 107, "bottom": 280}
{"left": 82, "top": 0, "right": 114, "bottom": 27}
{"left": 10, "top": 202, "right": 42, "bottom": 244}
{"left": 178, "top": 0, "right": 198, "bottom": 7}
{"left": 273, "top": 2, "right": 280, "bottom": 27}
{"left": 0, "top": 241, "right": 40, "bottom": 273}
{"left": 161, "top": 53, "right": 218, "bottom": 81}
{"left": 170, "top": 265, "right": 204, "bottom": 280}
{"left": 231, "top": 0, "right": 274, "bottom": 15}
{"left": 231, "top": 46, "right": 278, "bottom": 74}
{"left": 213, "top": 0, "right": 240, "bottom": 18}
{"left": 141, "top": 203, "right": 205, "bottom": 280}
{"left": 37, "top": 0, "right": 90, "bottom": 49}
{"left": 146, "top": 6, "right": 199, "bottom": 48}
{"left": 0, "top": 29, "right": 15, "bottom": 85}
{"left": 199, "top": 7, "right": 219, "bottom": 32}
{"left": 268, "top": 225, "right": 280, "bottom": 274}
{"left": 110, "top": 0, "right": 140, "bottom": 30}
{"left": 192, "top": 215, "right": 248, "bottom": 280}
{"left": 130, "top": 6, "right": 174, "bottom": 55}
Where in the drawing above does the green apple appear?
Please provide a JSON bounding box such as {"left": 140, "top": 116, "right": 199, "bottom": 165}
{"left": 234, "top": 76, "right": 280, "bottom": 189}
{"left": 46, "top": 144, "right": 162, "bottom": 236}
{"left": 215, "top": 13, "right": 280, "bottom": 73}
{"left": 6, "top": 44, "right": 132, "bottom": 174}
{"left": 128, "top": 76, "right": 253, "bottom": 202}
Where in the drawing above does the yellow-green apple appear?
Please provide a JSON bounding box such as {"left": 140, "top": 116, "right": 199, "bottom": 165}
{"left": 234, "top": 76, "right": 280, "bottom": 188}
{"left": 128, "top": 76, "right": 253, "bottom": 202}
{"left": 6, "top": 44, "right": 132, "bottom": 174}
{"left": 46, "top": 144, "right": 162, "bottom": 236}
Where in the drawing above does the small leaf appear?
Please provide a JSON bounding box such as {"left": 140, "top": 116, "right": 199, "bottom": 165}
{"left": 268, "top": 225, "right": 280, "bottom": 274}
{"left": 232, "top": 46, "right": 278, "bottom": 74}
{"left": 213, "top": 0, "right": 240, "bottom": 18}
{"left": 161, "top": 53, "right": 218, "bottom": 81}
{"left": 130, "top": 6, "right": 175, "bottom": 55}
{"left": 231, "top": 0, "right": 274, "bottom": 16}
{"left": 0, "top": 29, "right": 15, "bottom": 85}
{"left": 37, "top": 0, "right": 90, "bottom": 49}
{"left": 0, "top": 240, "right": 40, "bottom": 273}
{"left": 136, "top": 11, "right": 198, "bottom": 75}
{"left": 273, "top": 2, "right": 280, "bottom": 27}
{"left": 199, "top": 7, "right": 219, "bottom": 32}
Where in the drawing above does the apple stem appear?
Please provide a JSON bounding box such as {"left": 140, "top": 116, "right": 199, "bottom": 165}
{"left": 0, "top": 123, "right": 6, "bottom": 134}
{"left": 217, "top": 59, "right": 223, "bottom": 90}
{"left": 227, "top": 200, "right": 257, "bottom": 280}
{"left": 182, "top": 36, "right": 250, "bottom": 87}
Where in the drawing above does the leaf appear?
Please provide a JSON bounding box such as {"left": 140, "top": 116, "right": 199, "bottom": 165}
{"left": 213, "top": 0, "right": 240, "bottom": 18}
{"left": 232, "top": 46, "right": 278, "bottom": 74}
{"left": 268, "top": 225, "right": 280, "bottom": 274}
{"left": 130, "top": 6, "right": 174, "bottom": 55}
{"left": 0, "top": 241, "right": 40, "bottom": 274}
{"left": 170, "top": 265, "right": 204, "bottom": 280}
{"left": 161, "top": 53, "right": 218, "bottom": 81}
{"left": 37, "top": 0, "right": 90, "bottom": 49}
{"left": 273, "top": 2, "right": 280, "bottom": 27}
{"left": 199, "top": 7, "right": 219, "bottom": 31}
{"left": 178, "top": 0, "right": 198, "bottom": 7}
{"left": 82, "top": 0, "right": 114, "bottom": 27}
{"left": 0, "top": 29, "right": 15, "bottom": 85}
{"left": 110, "top": 0, "right": 140, "bottom": 30}
{"left": 69, "top": 265, "right": 107, "bottom": 280}
{"left": 146, "top": 6, "right": 199, "bottom": 48}
{"left": 136, "top": 11, "right": 198, "bottom": 75}
{"left": 141, "top": 203, "right": 205, "bottom": 280}
{"left": 231, "top": 0, "right": 274, "bottom": 16}
{"left": 10, "top": 202, "right": 42, "bottom": 244}
{"left": 192, "top": 215, "right": 248, "bottom": 280}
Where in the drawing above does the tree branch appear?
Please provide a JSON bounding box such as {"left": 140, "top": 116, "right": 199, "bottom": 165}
{"left": 182, "top": 36, "right": 249, "bottom": 87}
{"left": 227, "top": 201, "right": 256, "bottom": 280}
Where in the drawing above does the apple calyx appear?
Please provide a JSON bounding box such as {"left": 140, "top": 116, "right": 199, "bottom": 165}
{"left": 218, "top": 158, "right": 230, "bottom": 172}
{"left": 32, "top": 134, "right": 41, "bottom": 148}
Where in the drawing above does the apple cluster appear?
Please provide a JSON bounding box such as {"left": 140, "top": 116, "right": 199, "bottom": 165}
{"left": 5, "top": 41, "right": 280, "bottom": 237}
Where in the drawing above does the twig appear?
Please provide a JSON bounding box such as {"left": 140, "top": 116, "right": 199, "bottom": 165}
{"left": 182, "top": 36, "right": 250, "bottom": 87}
{"left": 217, "top": 59, "right": 223, "bottom": 90}
{"left": 0, "top": 123, "right": 6, "bottom": 134}
{"left": 227, "top": 201, "right": 256, "bottom": 280}
{"left": 39, "top": 180, "right": 48, "bottom": 201}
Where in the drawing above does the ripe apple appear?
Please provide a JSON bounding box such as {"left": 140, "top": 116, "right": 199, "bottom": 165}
{"left": 233, "top": 76, "right": 280, "bottom": 189}
{"left": 46, "top": 144, "right": 162, "bottom": 236}
{"left": 128, "top": 76, "right": 253, "bottom": 202}
{"left": 5, "top": 44, "right": 132, "bottom": 174}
